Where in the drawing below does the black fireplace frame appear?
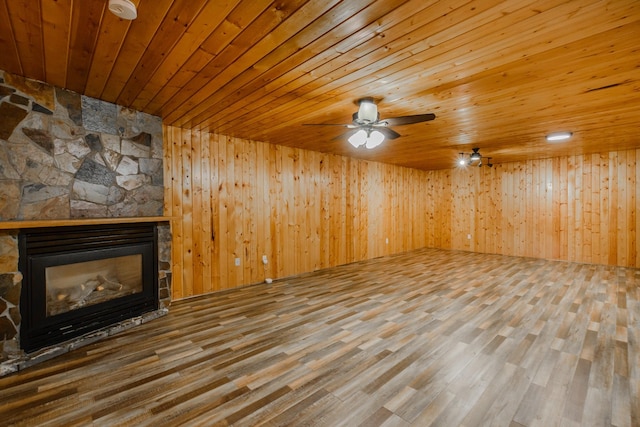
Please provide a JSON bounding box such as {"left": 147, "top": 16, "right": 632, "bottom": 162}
{"left": 19, "top": 223, "right": 159, "bottom": 353}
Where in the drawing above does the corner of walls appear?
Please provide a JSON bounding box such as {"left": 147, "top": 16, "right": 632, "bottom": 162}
{"left": 163, "top": 126, "right": 445, "bottom": 299}
{"left": 446, "top": 151, "right": 640, "bottom": 268}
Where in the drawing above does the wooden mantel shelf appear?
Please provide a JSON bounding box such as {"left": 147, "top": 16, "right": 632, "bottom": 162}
{"left": 0, "top": 216, "right": 174, "bottom": 230}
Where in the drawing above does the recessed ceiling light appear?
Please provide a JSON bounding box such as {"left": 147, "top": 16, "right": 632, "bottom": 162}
{"left": 109, "top": 0, "right": 137, "bottom": 20}
{"left": 546, "top": 132, "right": 572, "bottom": 142}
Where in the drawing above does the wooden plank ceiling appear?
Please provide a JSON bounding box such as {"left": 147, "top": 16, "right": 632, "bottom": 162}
{"left": 0, "top": 0, "right": 638, "bottom": 170}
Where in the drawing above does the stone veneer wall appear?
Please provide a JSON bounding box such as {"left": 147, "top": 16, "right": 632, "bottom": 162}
{"left": 0, "top": 70, "right": 171, "bottom": 370}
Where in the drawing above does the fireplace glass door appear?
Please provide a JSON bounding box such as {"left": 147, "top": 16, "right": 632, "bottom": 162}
{"left": 45, "top": 253, "right": 143, "bottom": 316}
{"left": 19, "top": 223, "right": 158, "bottom": 352}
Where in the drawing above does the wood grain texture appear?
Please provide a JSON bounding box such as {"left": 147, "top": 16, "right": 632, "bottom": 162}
{"left": 164, "top": 126, "right": 639, "bottom": 300}
{"left": 1, "top": 0, "right": 638, "bottom": 170}
{"left": 164, "top": 127, "right": 437, "bottom": 297}
{"left": 1, "top": 248, "right": 638, "bottom": 426}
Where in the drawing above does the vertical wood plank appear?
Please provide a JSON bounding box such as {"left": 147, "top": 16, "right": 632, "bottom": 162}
{"left": 609, "top": 152, "right": 618, "bottom": 265}
{"left": 487, "top": 165, "right": 499, "bottom": 255}
{"left": 169, "top": 126, "right": 184, "bottom": 299}
{"left": 230, "top": 136, "right": 243, "bottom": 288}
{"left": 573, "top": 155, "right": 583, "bottom": 263}
{"left": 319, "top": 154, "right": 331, "bottom": 268}
{"left": 269, "top": 143, "right": 282, "bottom": 278}
{"left": 515, "top": 161, "right": 526, "bottom": 256}
{"left": 561, "top": 155, "right": 570, "bottom": 261}
{"left": 440, "top": 169, "right": 452, "bottom": 249}
{"left": 616, "top": 152, "right": 627, "bottom": 266}
{"left": 217, "top": 135, "right": 230, "bottom": 291}
{"left": 210, "top": 133, "right": 221, "bottom": 291}
{"left": 255, "top": 140, "right": 268, "bottom": 282}
{"left": 592, "top": 154, "right": 602, "bottom": 264}
{"left": 293, "top": 149, "right": 304, "bottom": 273}
{"left": 180, "top": 128, "right": 194, "bottom": 297}
{"left": 245, "top": 139, "right": 258, "bottom": 283}
{"left": 281, "top": 146, "right": 295, "bottom": 277}
{"left": 190, "top": 128, "right": 203, "bottom": 296}
{"left": 332, "top": 155, "right": 346, "bottom": 265}
{"left": 552, "top": 158, "right": 561, "bottom": 260}
{"left": 345, "top": 158, "right": 356, "bottom": 263}
{"left": 309, "top": 152, "right": 321, "bottom": 271}
{"left": 582, "top": 154, "right": 593, "bottom": 264}
{"left": 358, "top": 160, "right": 369, "bottom": 260}
{"left": 524, "top": 160, "right": 534, "bottom": 258}
{"left": 200, "top": 130, "right": 213, "bottom": 293}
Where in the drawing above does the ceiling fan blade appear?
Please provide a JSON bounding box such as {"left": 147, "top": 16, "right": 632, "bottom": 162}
{"left": 382, "top": 113, "right": 436, "bottom": 126}
{"left": 332, "top": 129, "right": 358, "bottom": 141}
{"left": 376, "top": 127, "right": 401, "bottom": 140}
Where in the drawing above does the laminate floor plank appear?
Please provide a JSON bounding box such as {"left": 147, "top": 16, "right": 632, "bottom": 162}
{"left": 1, "top": 248, "right": 638, "bottom": 426}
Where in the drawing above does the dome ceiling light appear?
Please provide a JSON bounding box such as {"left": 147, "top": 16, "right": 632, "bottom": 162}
{"left": 108, "top": 0, "right": 138, "bottom": 20}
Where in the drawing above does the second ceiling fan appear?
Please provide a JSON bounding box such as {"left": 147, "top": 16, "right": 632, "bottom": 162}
{"left": 305, "top": 98, "right": 436, "bottom": 149}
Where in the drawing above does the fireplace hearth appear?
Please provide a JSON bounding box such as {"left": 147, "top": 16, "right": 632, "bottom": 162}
{"left": 19, "top": 223, "right": 159, "bottom": 353}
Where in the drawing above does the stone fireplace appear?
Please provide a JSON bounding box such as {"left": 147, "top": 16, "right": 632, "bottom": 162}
{"left": 0, "top": 70, "right": 172, "bottom": 375}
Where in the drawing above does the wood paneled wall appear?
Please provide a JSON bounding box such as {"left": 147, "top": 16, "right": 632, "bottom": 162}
{"left": 452, "top": 151, "right": 639, "bottom": 267}
{"left": 164, "top": 125, "right": 639, "bottom": 299}
{"left": 163, "top": 126, "right": 441, "bottom": 299}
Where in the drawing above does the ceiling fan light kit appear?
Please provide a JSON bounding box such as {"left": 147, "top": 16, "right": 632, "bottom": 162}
{"left": 366, "top": 130, "right": 385, "bottom": 149}
{"left": 304, "top": 97, "right": 435, "bottom": 150}
{"left": 348, "top": 129, "right": 368, "bottom": 147}
{"left": 348, "top": 129, "right": 385, "bottom": 149}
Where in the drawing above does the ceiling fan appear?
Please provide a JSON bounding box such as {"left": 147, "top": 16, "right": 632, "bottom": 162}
{"left": 304, "top": 98, "right": 436, "bottom": 149}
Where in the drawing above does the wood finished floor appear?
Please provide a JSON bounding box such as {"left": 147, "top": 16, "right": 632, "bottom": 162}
{"left": 1, "top": 248, "right": 639, "bottom": 426}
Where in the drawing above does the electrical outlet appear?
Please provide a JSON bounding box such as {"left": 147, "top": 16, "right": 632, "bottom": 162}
{"left": 234, "top": 258, "right": 240, "bottom": 266}
{"left": 385, "top": 237, "right": 389, "bottom": 244}
{"left": 262, "top": 255, "right": 268, "bottom": 264}
{"left": 467, "top": 234, "right": 471, "bottom": 240}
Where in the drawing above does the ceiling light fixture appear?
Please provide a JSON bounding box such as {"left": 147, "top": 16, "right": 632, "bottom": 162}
{"left": 348, "top": 129, "right": 385, "bottom": 149}
{"left": 546, "top": 131, "right": 572, "bottom": 142}
{"left": 348, "top": 129, "right": 367, "bottom": 147}
{"left": 457, "top": 148, "right": 493, "bottom": 167}
{"left": 365, "top": 130, "right": 384, "bottom": 149}
{"left": 357, "top": 99, "right": 378, "bottom": 124}
{"left": 108, "top": 0, "right": 137, "bottom": 20}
